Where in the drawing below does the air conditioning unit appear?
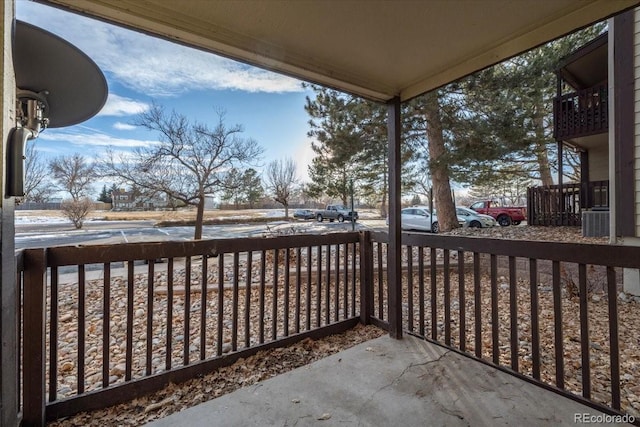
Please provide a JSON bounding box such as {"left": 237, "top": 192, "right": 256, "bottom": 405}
{"left": 582, "top": 210, "right": 610, "bottom": 237}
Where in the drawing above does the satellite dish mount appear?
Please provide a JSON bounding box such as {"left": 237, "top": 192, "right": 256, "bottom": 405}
{"left": 7, "top": 20, "right": 107, "bottom": 198}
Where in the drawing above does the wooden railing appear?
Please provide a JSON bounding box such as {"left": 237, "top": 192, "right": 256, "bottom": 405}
{"left": 370, "top": 232, "right": 639, "bottom": 422}
{"left": 527, "top": 180, "right": 609, "bottom": 226}
{"left": 19, "top": 230, "right": 639, "bottom": 424}
{"left": 554, "top": 83, "right": 608, "bottom": 140}
{"left": 21, "top": 233, "right": 364, "bottom": 425}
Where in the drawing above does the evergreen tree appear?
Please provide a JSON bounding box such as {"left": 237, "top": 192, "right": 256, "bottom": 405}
{"left": 98, "top": 185, "right": 110, "bottom": 203}
{"left": 304, "top": 85, "right": 416, "bottom": 217}
{"left": 242, "top": 168, "right": 263, "bottom": 208}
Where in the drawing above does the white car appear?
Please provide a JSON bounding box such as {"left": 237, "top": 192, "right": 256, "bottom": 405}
{"left": 391, "top": 206, "right": 465, "bottom": 233}
{"left": 455, "top": 206, "right": 497, "bottom": 228}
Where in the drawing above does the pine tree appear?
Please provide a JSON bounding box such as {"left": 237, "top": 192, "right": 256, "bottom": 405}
{"left": 98, "top": 185, "right": 110, "bottom": 203}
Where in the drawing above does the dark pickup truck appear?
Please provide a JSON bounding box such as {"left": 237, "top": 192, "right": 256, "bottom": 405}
{"left": 315, "top": 205, "right": 358, "bottom": 223}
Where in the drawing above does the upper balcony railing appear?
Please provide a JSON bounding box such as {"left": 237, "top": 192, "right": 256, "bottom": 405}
{"left": 553, "top": 83, "right": 608, "bottom": 140}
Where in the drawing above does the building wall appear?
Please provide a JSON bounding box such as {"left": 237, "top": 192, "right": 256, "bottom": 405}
{"left": 589, "top": 143, "right": 609, "bottom": 181}
{"left": 635, "top": 8, "right": 640, "bottom": 237}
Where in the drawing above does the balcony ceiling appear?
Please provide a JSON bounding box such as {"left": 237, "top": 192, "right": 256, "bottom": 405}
{"left": 557, "top": 33, "right": 609, "bottom": 90}
{"left": 38, "top": 0, "right": 638, "bottom": 102}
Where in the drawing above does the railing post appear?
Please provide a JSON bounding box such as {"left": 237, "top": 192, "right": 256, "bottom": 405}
{"left": 359, "top": 231, "right": 373, "bottom": 325}
{"left": 23, "top": 248, "right": 47, "bottom": 427}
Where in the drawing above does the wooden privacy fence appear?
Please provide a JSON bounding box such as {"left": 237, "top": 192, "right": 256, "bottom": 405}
{"left": 18, "top": 230, "right": 639, "bottom": 425}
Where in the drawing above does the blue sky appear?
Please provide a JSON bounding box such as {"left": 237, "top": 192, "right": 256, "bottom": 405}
{"left": 16, "top": 0, "right": 317, "bottom": 193}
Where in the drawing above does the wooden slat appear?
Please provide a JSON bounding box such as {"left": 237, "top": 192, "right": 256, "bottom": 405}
{"left": 607, "top": 267, "right": 621, "bottom": 409}
{"left": 166, "top": 258, "right": 174, "bottom": 371}
{"left": 552, "top": 261, "right": 564, "bottom": 389}
{"left": 418, "top": 247, "right": 425, "bottom": 337}
{"left": 325, "top": 245, "right": 331, "bottom": 325}
{"left": 272, "top": 249, "right": 279, "bottom": 340}
{"left": 444, "top": 250, "right": 451, "bottom": 346}
{"left": 78, "top": 265, "right": 85, "bottom": 394}
{"left": 530, "top": 259, "right": 541, "bottom": 380}
{"left": 351, "top": 243, "right": 357, "bottom": 318}
{"left": 458, "top": 250, "right": 465, "bottom": 353}
{"left": 102, "top": 263, "right": 110, "bottom": 388}
{"left": 430, "top": 248, "right": 437, "bottom": 341}
{"left": 377, "top": 243, "right": 383, "bottom": 320}
{"left": 125, "top": 262, "right": 134, "bottom": 381}
{"left": 343, "top": 243, "right": 348, "bottom": 320}
{"left": 509, "top": 256, "right": 518, "bottom": 372}
{"left": 184, "top": 256, "right": 191, "bottom": 366}
{"left": 335, "top": 244, "right": 340, "bottom": 322}
{"left": 217, "top": 254, "right": 224, "bottom": 355}
{"left": 473, "top": 253, "right": 481, "bottom": 359}
{"left": 49, "top": 267, "right": 59, "bottom": 402}
{"left": 316, "top": 246, "right": 322, "bottom": 327}
{"left": 201, "top": 256, "right": 208, "bottom": 360}
{"left": 295, "top": 248, "right": 301, "bottom": 333}
{"left": 259, "top": 251, "right": 266, "bottom": 344}
{"left": 407, "top": 246, "right": 414, "bottom": 332}
{"left": 578, "top": 263, "right": 591, "bottom": 399}
{"left": 359, "top": 232, "right": 372, "bottom": 325}
{"left": 306, "top": 246, "right": 312, "bottom": 331}
{"left": 232, "top": 252, "right": 240, "bottom": 351}
{"left": 491, "top": 255, "right": 499, "bottom": 365}
{"left": 284, "top": 248, "right": 290, "bottom": 336}
{"left": 146, "top": 261, "right": 154, "bottom": 375}
{"left": 245, "top": 251, "right": 253, "bottom": 348}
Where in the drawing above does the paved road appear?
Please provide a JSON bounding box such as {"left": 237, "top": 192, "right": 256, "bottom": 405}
{"left": 15, "top": 219, "right": 387, "bottom": 250}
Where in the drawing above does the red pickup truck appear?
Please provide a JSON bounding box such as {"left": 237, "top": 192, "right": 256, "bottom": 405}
{"left": 469, "top": 200, "right": 526, "bottom": 226}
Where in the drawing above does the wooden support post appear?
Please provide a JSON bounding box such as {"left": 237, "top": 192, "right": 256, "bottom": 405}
{"left": 557, "top": 141, "right": 564, "bottom": 225}
{"left": 387, "top": 97, "right": 403, "bottom": 339}
{"left": 359, "top": 231, "right": 373, "bottom": 325}
{"left": 22, "top": 249, "right": 47, "bottom": 426}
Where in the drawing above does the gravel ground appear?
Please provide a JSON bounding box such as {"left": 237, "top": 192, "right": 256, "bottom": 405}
{"left": 45, "top": 225, "right": 637, "bottom": 425}
{"left": 49, "top": 324, "right": 384, "bottom": 426}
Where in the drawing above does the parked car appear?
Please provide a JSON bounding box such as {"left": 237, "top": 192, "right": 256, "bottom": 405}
{"left": 456, "top": 207, "right": 497, "bottom": 228}
{"left": 393, "top": 206, "right": 465, "bottom": 233}
{"left": 293, "top": 209, "right": 316, "bottom": 220}
{"left": 469, "top": 200, "right": 526, "bottom": 226}
{"left": 316, "top": 205, "right": 358, "bottom": 222}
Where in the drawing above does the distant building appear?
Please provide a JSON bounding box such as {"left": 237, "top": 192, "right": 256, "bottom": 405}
{"left": 111, "top": 188, "right": 167, "bottom": 211}
{"left": 111, "top": 189, "right": 135, "bottom": 210}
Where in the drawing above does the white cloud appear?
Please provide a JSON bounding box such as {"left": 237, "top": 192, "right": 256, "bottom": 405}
{"left": 38, "top": 130, "right": 157, "bottom": 148}
{"left": 99, "top": 94, "right": 149, "bottom": 117}
{"left": 17, "top": 2, "right": 304, "bottom": 97}
{"left": 113, "top": 122, "right": 137, "bottom": 131}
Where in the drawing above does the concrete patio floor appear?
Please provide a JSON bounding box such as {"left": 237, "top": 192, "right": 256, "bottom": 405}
{"left": 146, "top": 335, "right": 628, "bottom": 427}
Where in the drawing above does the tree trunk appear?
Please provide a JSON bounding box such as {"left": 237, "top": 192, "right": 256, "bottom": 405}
{"left": 424, "top": 92, "right": 458, "bottom": 232}
{"left": 194, "top": 196, "right": 205, "bottom": 240}
{"left": 533, "top": 104, "right": 553, "bottom": 186}
{"left": 380, "top": 157, "right": 388, "bottom": 218}
{"left": 284, "top": 204, "right": 289, "bottom": 218}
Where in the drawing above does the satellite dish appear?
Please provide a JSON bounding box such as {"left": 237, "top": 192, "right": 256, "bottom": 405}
{"left": 7, "top": 20, "right": 108, "bottom": 197}
{"left": 13, "top": 20, "right": 108, "bottom": 128}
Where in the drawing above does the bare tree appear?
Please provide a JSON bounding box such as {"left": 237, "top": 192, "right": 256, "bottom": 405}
{"left": 60, "top": 197, "right": 92, "bottom": 229}
{"left": 23, "top": 141, "right": 51, "bottom": 203}
{"left": 99, "top": 104, "right": 263, "bottom": 239}
{"left": 50, "top": 154, "right": 97, "bottom": 201}
{"left": 265, "top": 158, "right": 298, "bottom": 218}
